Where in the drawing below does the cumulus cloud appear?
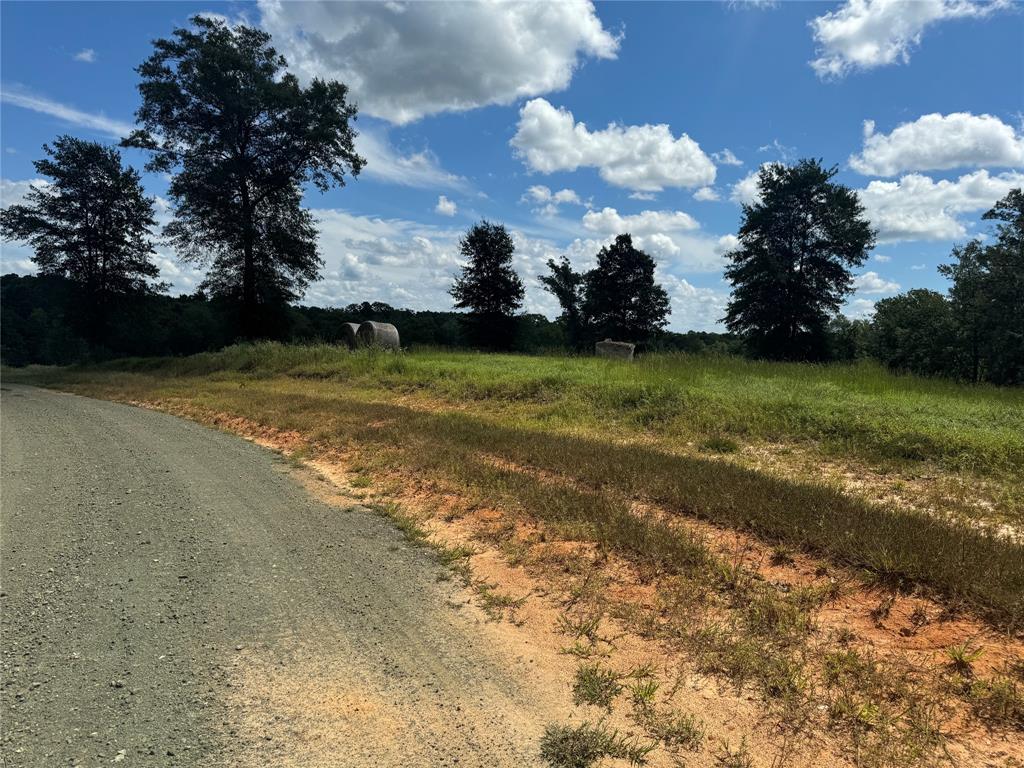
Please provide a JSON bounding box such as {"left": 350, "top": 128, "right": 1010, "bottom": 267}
{"left": 0, "top": 86, "right": 133, "bottom": 137}
{"left": 582, "top": 207, "right": 699, "bottom": 235}
{"left": 849, "top": 112, "right": 1024, "bottom": 176}
{"left": 859, "top": 169, "right": 1024, "bottom": 242}
{"left": 435, "top": 195, "right": 457, "bottom": 216}
{"left": 511, "top": 98, "right": 716, "bottom": 192}
{"left": 712, "top": 148, "right": 743, "bottom": 166}
{"left": 730, "top": 163, "right": 783, "bottom": 205}
{"left": 693, "top": 187, "right": 721, "bottom": 202}
{"left": 853, "top": 270, "right": 901, "bottom": 294}
{"left": 258, "top": 0, "right": 619, "bottom": 124}
{"left": 521, "top": 184, "right": 587, "bottom": 216}
{"left": 73, "top": 48, "right": 96, "bottom": 63}
{"left": 576, "top": 207, "right": 730, "bottom": 272}
{"left": 810, "top": 0, "right": 1010, "bottom": 78}
{"left": 873, "top": 253, "right": 892, "bottom": 262}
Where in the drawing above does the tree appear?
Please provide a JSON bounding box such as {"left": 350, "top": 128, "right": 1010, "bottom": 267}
{"left": 869, "top": 290, "right": 957, "bottom": 377}
{"left": 938, "top": 240, "right": 987, "bottom": 381}
{"left": 124, "top": 15, "right": 364, "bottom": 335}
{"left": 450, "top": 221, "right": 524, "bottom": 349}
{"left": 538, "top": 256, "right": 585, "bottom": 350}
{"left": 724, "top": 159, "right": 875, "bottom": 361}
{"left": 976, "top": 189, "right": 1024, "bottom": 384}
{"left": 0, "top": 136, "right": 161, "bottom": 331}
{"left": 581, "top": 234, "right": 669, "bottom": 345}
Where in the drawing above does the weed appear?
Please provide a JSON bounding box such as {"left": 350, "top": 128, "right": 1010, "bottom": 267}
{"left": 572, "top": 663, "right": 624, "bottom": 710}
{"left": 636, "top": 707, "right": 705, "bottom": 751}
{"left": 969, "top": 675, "right": 1023, "bottom": 729}
{"left": 699, "top": 435, "right": 739, "bottom": 454}
{"left": 473, "top": 581, "right": 528, "bottom": 623}
{"left": 628, "top": 678, "right": 660, "bottom": 709}
{"left": 945, "top": 641, "right": 984, "bottom": 676}
{"left": 539, "top": 721, "right": 655, "bottom": 768}
{"left": 715, "top": 737, "right": 753, "bottom": 768}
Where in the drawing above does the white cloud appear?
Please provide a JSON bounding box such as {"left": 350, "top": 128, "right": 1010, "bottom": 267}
{"left": 511, "top": 98, "right": 716, "bottom": 192}
{"left": 582, "top": 207, "right": 700, "bottom": 236}
{"left": 850, "top": 113, "right": 1024, "bottom": 176}
{"left": 0, "top": 86, "right": 134, "bottom": 137}
{"left": 847, "top": 112, "right": 1024, "bottom": 177}
{"left": 521, "top": 185, "right": 587, "bottom": 216}
{"left": 810, "top": 0, "right": 1010, "bottom": 78}
{"left": 577, "top": 207, "right": 730, "bottom": 272}
{"left": 859, "top": 169, "right": 1024, "bottom": 242}
{"left": 435, "top": 195, "right": 457, "bottom": 217}
{"left": 694, "top": 186, "right": 721, "bottom": 202}
{"left": 712, "top": 148, "right": 743, "bottom": 166}
{"left": 628, "top": 191, "right": 657, "bottom": 201}
{"left": 73, "top": 49, "right": 96, "bottom": 63}
{"left": 845, "top": 298, "right": 877, "bottom": 319}
{"left": 730, "top": 163, "right": 782, "bottom": 204}
{"left": 853, "top": 270, "right": 900, "bottom": 294}
{"left": 873, "top": 253, "right": 892, "bottom": 262}
{"left": 911, "top": 263, "right": 928, "bottom": 270}
{"left": 258, "top": 0, "right": 619, "bottom": 125}
{"left": 356, "top": 130, "right": 467, "bottom": 191}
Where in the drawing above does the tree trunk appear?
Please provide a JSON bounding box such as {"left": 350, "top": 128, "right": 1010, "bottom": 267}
{"left": 240, "top": 184, "right": 257, "bottom": 337}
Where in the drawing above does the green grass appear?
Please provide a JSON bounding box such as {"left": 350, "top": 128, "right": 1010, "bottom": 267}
{"left": 9, "top": 344, "right": 1024, "bottom": 626}
{"left": 47, "top": 342, "right": 1023, "bottom": 476}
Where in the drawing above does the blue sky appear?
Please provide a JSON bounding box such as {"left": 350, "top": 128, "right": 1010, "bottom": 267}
{"left": 2, "top": 0, "right": 1022, "bottom": 331}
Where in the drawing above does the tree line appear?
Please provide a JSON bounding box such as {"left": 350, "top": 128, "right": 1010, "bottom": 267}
{"left": 1, "top": 16, "right": 1021, "bottom": 384}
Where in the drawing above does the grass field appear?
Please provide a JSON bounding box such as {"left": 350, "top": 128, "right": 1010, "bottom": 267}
{"left": 11, "top": 343, "right": 1024, "bottom": 625}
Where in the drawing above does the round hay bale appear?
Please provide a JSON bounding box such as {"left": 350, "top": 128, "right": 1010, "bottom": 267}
{"left": 357, "top": 321, "right": 400, "bottom": 350}
{"left": 341, "top": 322, "right": 361, "bottom": 349}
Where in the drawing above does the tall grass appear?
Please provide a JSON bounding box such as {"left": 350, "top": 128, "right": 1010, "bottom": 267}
{"left": 79, "top": 342, "right": 1024, "bottom": 476}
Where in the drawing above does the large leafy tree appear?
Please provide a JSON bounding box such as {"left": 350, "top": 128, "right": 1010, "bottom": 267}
{"left": 580, "top": 234, "right": 669, "bottom": 345}
{"left": 0, "top": 136, "right": 161, "bottom": 334}
{"left": 450, "top": 221, "right": 525, "bottom": 349}
{"left": 124, "top": 16, "right": 364, "bottom": 334}
{"left": 724, "top": 159, "right": 875, "bottom": 361}
{"left": 538, "top": 256, "right": 586, "bottom": 350}
{"left": 869, "top": 289, "right": 958, "bottom": 377}
{"left": 938, "top": 188, "right": 1024, "bottom": 384}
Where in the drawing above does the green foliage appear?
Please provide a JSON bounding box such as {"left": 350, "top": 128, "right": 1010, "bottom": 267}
{"left": 540, "top": 721, "right": 654, "bottom": 768}
{"left": 870, "top": 188, "right": 1024, "bottom": 385}
{"left": 538, "top": 256, "right": 587, "bottom": 350}
{"left": 572, "top": 663, "right": 624, "bottom": 709}
{"left": 124, "top": 15, "right": 363, "bottom": 334}
{"left": 724, "top": 159, "right": 876, "bottom": 361}
{"left": 580, "top": 234, "right": 670, "bottom": 346}
{"left": 0, "top": 136, "right": 161, "bottom": 331}
{"left": 870, "top": 289, "right": 958, "bottom": 377}
{"left": 450, "top": 221, "right": 525, "bottom": 350}
{"left": 539, "top": 235, "right": 671, "bottom": 349}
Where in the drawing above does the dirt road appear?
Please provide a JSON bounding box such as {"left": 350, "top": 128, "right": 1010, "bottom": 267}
{"left": 0, "top": 385, "right": 564, "bottom": 767}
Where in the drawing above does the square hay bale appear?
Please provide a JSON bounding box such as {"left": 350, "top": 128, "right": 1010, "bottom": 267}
{"left": 595, "top": 339, "right": 635, "bottom": 360}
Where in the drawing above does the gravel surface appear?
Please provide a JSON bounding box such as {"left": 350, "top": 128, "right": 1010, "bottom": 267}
{"left": 1, "top": 385, "right": 561, "bottom": 767}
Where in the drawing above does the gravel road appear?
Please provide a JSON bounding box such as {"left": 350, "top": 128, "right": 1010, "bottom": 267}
{"left": 0, "top": 385, "right": 563, "bottom": 767}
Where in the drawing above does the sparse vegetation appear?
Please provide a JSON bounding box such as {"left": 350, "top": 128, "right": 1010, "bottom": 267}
{"left": 539, "top": 721, "right": 654, "bottom": 768}
{"left": 572, "top": 663, "right": 624, "bottom": 710}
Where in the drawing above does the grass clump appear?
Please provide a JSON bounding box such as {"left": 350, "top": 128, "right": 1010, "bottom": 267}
{"left": 635, "top": 707, "right": 705, "bottom": 751}
{"left": 572, "top": 663, "right": 624, "bottom": 710}
{"left": 540, "top": 721, "right": 654, "bottom": 768}
{"left": 969, "top": 674, "right": 1024, "bottom": 729}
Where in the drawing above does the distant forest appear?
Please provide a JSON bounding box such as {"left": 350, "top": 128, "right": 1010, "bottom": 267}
{"left": 0, "top": 273, "right": 739, "bottom": 367}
